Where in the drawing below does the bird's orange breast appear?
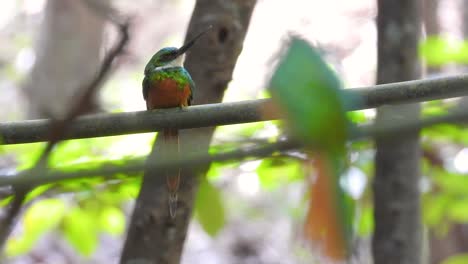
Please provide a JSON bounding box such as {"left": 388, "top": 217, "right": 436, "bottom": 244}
{"left": 146, "top": 79, "right": 192, "bottom": 109}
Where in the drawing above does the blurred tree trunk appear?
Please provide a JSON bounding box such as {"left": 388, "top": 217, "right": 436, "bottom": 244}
{"left": 120, "top": 0, "right": 257, "bottom": 263}
{"left": 423, "top": 0, "right": 462, "bottom": 263}
{"left": 429, "top": 1, "right": 468, "bottom": 263}
{"left": 23, "top": 0, "right": 105, "bottom": 119}
{"left": 372, "top": 1, "right": 423, "bottom": 264}
{"left": 423, "top": 0, "right": 440, "bottom": 36}
{"left": 423, "top": 0, "right": 441, "bottom": 76}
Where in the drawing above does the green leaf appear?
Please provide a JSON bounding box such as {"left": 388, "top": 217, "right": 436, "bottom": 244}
{"left": 6, "top": 237, "right": 34, "bottom": 257}
{"left": 441, "top": 254, "right": 468, "bottom": 264}
{"left": 357, "top": 206, "right": 373, "bottom": 236}
{"left": 422, "top": 102, "right": 448, "bottom": 117}
{"left": 99, "top": 207, "right": 125, "bottom": 236}
{"left": 6, "top": 199, "right": 65, "bottom": 256}
{"left": 24, "top": 185, "right": 53, "bottom": 203}
{"left": 0, "top": 196, "right": 13, "bottom": 207}
{"left": 448, "top": 199, "right": 468, "bottom": 222}
{"left": 347, "top": 111, "right": 367, "bottom": 124}
{"left": 423, "top": 194, "right": 449, "bottom": 227}
{"left": 256, "top": 157, "right": 303, "bottom": 190}
{"left": 423, "top": 124, "right": 465, "bottom": 143}
{"left": 433, "top": 171, "right": 468, "bottom": 195}
{"left": 419, "top": 36, "right": 461, "bottom": 66}
{"left": 116, "top": 179, "right": 141, "bottom": 200}
{"left": 195, "top": 178, "right": 225, "bottom": 236}
{"left": 205, "top": 161, "right": 241, "bottom": 180}
{"left": 24, "top": 199, "right": 65, "bottom": 235}
{"left": 63, "top": 207, "right": 98, "bottom": 256}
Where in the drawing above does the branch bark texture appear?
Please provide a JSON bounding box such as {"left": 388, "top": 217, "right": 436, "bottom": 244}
{"left": 120, "top": 1, "right": 257, "bottom": 263}
{"left": 373, "top": 1, "right": 423, "bottom": 264}
{"left": 3, "top": 74, "right": 468, "bottom": 145}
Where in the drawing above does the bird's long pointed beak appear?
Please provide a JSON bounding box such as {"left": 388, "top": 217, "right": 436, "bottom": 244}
{"left": 176, "top": 26, "right": 212, "bottom": 57}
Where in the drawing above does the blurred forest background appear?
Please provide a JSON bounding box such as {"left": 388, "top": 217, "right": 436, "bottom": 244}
{"left": 0, "top": 0, "right": 468, "bottom": 263}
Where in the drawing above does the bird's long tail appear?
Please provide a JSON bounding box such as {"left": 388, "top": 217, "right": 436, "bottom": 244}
{"left": 162, "top": 128, "right": 180, "bottom": 219}
{"left": 304, "top": 153, "right": 350, "bottom": 260}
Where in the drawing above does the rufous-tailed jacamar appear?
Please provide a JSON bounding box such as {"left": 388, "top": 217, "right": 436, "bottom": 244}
{"left": 142, "top": 29, "right": 209, "bottom": 218}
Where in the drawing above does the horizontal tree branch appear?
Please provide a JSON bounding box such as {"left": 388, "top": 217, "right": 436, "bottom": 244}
{"left": 2, "top": 107, "right": 468, "bottom": 188}
{"left": 2, "top": 74, "right": 468, "bottom": 145}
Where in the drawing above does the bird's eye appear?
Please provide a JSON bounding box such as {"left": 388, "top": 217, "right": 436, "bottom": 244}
{"left": 161, "top": 53, "right": 174, "bottom": 61}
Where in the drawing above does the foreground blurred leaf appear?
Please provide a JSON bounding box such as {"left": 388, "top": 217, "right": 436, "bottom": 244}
{"left": 256, "top": 157, "right": 303, "bottom": 190}
{"left": 6, "top": 199, "right": 65, "bottom": 256}
{"left": 419, "top": 36, "right": 468, "bottom": 66}
{"left": 448, "top": 198, "right": 468, "bottom": 222}
{"left": 357, "top": 206, "right": 374, "bottom": 236}
{"left": 99, "top": 206, "right": 125, "bottom": 236}
{"left": 442, "top": 254, "right": 468, "bottom": 264}
{"left": 433, "top": 170, "right": 468, "bottom": 195}
{"left": 63, "top": 207, "right": 98, "bottom": 256}
{"left": 195, "top": 177, "right": 225, "bottom": 236}
{"left": 423, "top": 194, "right": 449, "bottom": 227}
{"left": 268, "top": 37, "right": 353, "bottom": 260}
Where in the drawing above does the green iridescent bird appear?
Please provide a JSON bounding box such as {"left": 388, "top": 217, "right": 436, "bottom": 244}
{"left": 142, "top": 29, "right": 209, "bottom": 218}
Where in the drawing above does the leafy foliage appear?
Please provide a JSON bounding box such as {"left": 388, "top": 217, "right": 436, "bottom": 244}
{"left": 62, "top": 207, "right": 98, "bottom": 256}
{"left": 194, "top": 176, "right": 225, "bottom": 236}
{"left": 442, "top": 254, "right": 468, "bottom": 264}
{"left": 256, "top": 157, "right": 303, "bottom": 190}
{"left": 7, "top": 199, "right": 65, "bottom": 256}
{"left": 419, "top": 36, "right": 468, "bottom": 66}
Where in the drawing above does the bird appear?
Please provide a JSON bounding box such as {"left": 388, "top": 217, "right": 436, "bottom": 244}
{"left": 142, "top": 28, "right": 209, "bottom": 218}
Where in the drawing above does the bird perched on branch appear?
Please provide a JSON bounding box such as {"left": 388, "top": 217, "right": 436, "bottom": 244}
{"left": 142, "top": 28, "right": 210, "bottom": 218}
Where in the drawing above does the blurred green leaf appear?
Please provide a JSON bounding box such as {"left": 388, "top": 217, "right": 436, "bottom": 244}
{"left": 347, "top": 111, "right": 367, "bottom": 124}
{"left": 423, "top": 194, "right": 449, "bottom": 227}
{"left": 214, "top": 122, "right": 269, "bottom": 142}
{"left": 422, "top": 102, "right": 449, "bottom": 117}
{"left": 448, "top": 199, "right": 468, "bottom": 222}
{"left": 4, "top": 143, "right": 44, "bottom": 170}
{"left": 206, "top": 163, "right": 224, "bottom": 180}
{"left": 419, "top": 36, "right": 468, "bottom": 66}
{"left": 116, "top": 179, "right": 141, "bottom": 200}
{"left": 357, "top": 206, "right": 373, "bottom": 236}
{"left": 207, "top": 161, "right": 256, "bottom": 182}
{"left": 433, "top": 171, "right": 468, "bottom": 195}
{"left": 24, "top": 199, "right": 65, "bottom": 234}
{"left": 420, "top": 36, "right": 460, "bottom": 66}
{"left": 195, "top": 178, "right": 225, "bottom": 236}
{"left": 423, "top": 124, "right": 466, "bottom": 144}
{"left": 63, "top": 207, "right": 98, "bottom": 256}
{"left": 256, "top": 157, "right": 303, "bottom": 190}
{"left": 6, "top": 237, "right": 33, "bottom": 257}
{"left": 441, "top": 254, "right": 468, "bottom": 264}
{"left": 25, "top": 185, "right": 53, "bottom": 203}
{"left": 0, "top": 196, "right": 13, "bottom": 207}
{"left": 6, "top": 199, "right": 65, "bottom": 256}
{"left": 99, "top": 207, "right": 125, "bottom": 236}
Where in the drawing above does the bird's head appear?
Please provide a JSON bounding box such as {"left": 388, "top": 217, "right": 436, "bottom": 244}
{"left": 144, "top": 26, "right": 212, "bottom": 75}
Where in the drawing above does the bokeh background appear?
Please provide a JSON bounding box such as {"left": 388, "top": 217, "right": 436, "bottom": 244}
{"left": 0, "top": 0, "right": 467, "bottom": 263}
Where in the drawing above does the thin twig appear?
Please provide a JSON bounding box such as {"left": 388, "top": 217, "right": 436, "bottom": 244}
{"left": 0, "top": 2, "right": 130, "bottom": 253}
{"left": 1, "top": 108, "right": 468, "bottom": 189}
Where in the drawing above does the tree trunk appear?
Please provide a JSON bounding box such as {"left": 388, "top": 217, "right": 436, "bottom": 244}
{"left": 372, "top": 1, "right": 423, "bottom": 264}
{"left": 120, "top": 1, "right": 257, "bottom": 263}
{"left": 22, "top": 0, "right": 105, "bottom": 119}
